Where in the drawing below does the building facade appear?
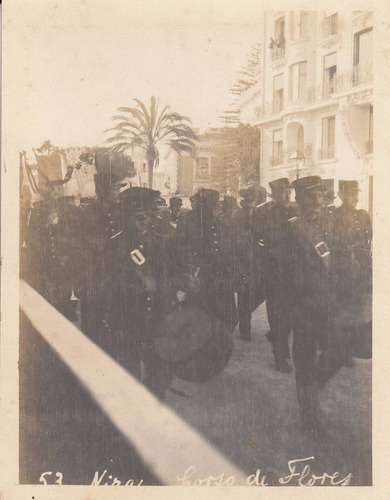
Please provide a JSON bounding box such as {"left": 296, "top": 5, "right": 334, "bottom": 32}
{"left": 177, "top": 128, "right": 234, "bottom": 195}
{"left": 239, "top": 11, "right": 373, "bottom": 212}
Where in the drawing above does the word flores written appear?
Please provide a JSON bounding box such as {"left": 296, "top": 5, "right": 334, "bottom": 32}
{"left": 39, "top": 457, "right": 352, "bottom": 486}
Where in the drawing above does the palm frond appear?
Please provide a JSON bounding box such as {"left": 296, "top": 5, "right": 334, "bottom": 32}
{"left": 156, "top": 123, "right": 199, "bottom": 144}
{"left": 153, "top": 105, "right": 171, "bottom": 136}
{"left": 132, "top": 99, "right": 152, "bottom": 131}
{"left": 169, "top": 141, "right": 198, "bottom": 158}
{"left": 117, "top": 107, "right": 149, "bottom": 132}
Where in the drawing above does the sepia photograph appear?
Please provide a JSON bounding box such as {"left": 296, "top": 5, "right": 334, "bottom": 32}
{"left": 2, "top": 1, "right": 390, "bottom": 497}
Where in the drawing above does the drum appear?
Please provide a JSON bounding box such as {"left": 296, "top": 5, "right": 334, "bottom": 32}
{"left": 154, "top": 304, "right": 233, "bottom": 383}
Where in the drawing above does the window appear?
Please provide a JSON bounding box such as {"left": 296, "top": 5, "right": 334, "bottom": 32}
{"left": 142, "top": 163, "right": 146, "bottom": 172}
{"left": 354, "top": 28, "right": 373, "bottom": 86}
{"left": 271, "top": 129, "right": 284, "bottom": 166}
{"left": 366, "top": 106, "right": 373, "bottom": 153}
{"left": 321, "top": 116, "right": 335, "bottom": 160}
{"left": 290, "top": 11, "right": 308, "bottom": 40}
{"left": 196, "top": 157, "right": 209, "bottom": 179}
{"left": 270, "top": 17, "right": 285, "bottom": 59}
{"left": 289, "top": 62, "right": 307, "bottom": 101}
{"left": 275, "top": 17, "right": 285, "bottom": 41}
{"left": 323, "top": 13, "right": 338, "bottom": 37}
{"left": 323, "top": 52, "right": 337, "bottom": 98}
{"left": 273, "top": 74, "right": 284, "bottom": 113}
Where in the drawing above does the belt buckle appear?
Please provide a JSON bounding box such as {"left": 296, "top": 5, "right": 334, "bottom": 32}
{"left": 130, "top": 248, "right": 146, "bottom": 266}
{"left": 315, "top": 241, "right": 330, "bottom": 258}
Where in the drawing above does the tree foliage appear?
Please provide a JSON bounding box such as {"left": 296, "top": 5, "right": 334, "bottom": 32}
{"left": 105, "top": 96, "right": 199, "bottom": 188}
{"left": 220, "top": 41, "right": 262, "bottom": 126}
{"left": 209, "top": 124, "right": 261, "bottom": 193}
{"left": 36, "top": 140, "right": 57, "bottom": 155}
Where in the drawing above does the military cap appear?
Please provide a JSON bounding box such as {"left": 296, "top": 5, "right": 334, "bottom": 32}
{"left": 221, "top": 195, "right": 239, "bottom": 210}
{"left": 191, "top": 188, "right": 220, "bottom": 207}
{"left": 169, "top": 196, "right": 183, "bottom": 208}
{"left": 239, "top": 184, "right": 267, "bottom": 204}
{"left": 269, "top": 177, "right": 290, "bottom": 192}
{"left": 338, "top": 180, "right": 360, "bottom": 193}
{"left": 292, "top": 176, "right": 322, "bottom": 196}
{"left": 151, "top": 190, "right": 166, "bottom": 206}
{"left": 119, "top": 187, "right": 160, "bottom": 213}
{"left": 322, "top": 179, "right": 336, "bottom": 200}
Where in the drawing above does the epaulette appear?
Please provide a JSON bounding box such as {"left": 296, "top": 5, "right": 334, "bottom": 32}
{"left": 288, "top": 216, "right": 298, "bottom": 224}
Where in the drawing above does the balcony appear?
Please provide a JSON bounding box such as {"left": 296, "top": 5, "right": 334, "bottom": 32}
{"left": 307, "top": 84, "right": 336, "bottom": 103}
{"left": 333, "top": 64, "right": 373, "bottom": 93}
{"left": 318, "top": 145, "right": 335, "bottom": 161}
{"left": 270, "top": 156, "right": 284, "bottom": 167}
{"left": 270, "top": 46, "right": 285, "bottom": 61}
{"left": 287, "top": 145, "right": 313, "bottom": 162}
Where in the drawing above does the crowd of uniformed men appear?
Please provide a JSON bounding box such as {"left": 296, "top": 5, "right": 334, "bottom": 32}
{"left": 21, "top": 157, "right": 372, "bottom": 439}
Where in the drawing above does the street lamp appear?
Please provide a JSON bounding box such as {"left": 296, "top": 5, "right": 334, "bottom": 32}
{"left": 290, "top": 149, "right": 306, "bottom": 180}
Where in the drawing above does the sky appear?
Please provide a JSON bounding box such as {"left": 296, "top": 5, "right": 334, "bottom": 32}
{"left": 4, "top": 0, "right": 265, "bottom": 152}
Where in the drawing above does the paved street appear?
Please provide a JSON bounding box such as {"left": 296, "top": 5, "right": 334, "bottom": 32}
{"left": 166, "top": 302, "right": 372, "bottom": 486}
{"left": 20, "top": 302, "right": 371, "bottom": 486}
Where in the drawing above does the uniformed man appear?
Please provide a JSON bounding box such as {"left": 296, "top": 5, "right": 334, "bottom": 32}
{"left": 118, "top": 187, "right": 180, "bottom": 397}
{"left": 177, "top": 188, "right": 238, "bottom": 331}
{"left": 287, "top": 176, "right": 338, "bottom": 438}
{"left": 334, "top": 180, "right": 372, "bottom": 363}
{"left": 77, "top": 159, "right": 139, "bottom": 374}
{"left": 79, "top": 180, "right": 179, "bottom": 398}
{"left": 256, "top": 178, "right": 295, "bottom": 372}
{"left": 322, "top": 179, "right": 336, "bottom": 216}
{"left": 234, "top": 184, "right": 267, "bottom": 341}
{"left": 336, "top": 180, "right": 372, "bottom": 260}
{"left": 169, "top": 196, "right": 183, "bottom": 225}
{"left": 219, "top": 195, "right": 240, "bottom": 222}
{"left": 25, "top": 194, "right": 79, "bottom": 321}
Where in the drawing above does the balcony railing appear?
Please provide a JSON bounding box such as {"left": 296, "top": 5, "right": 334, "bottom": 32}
{"left": 307, "top": 83, "right": 336, "bottom": 102}
{"left": 270, "top": 46, "right": 285, "bottom": 61}
{"left": 323, "top": 79, "right": 336, "bottom": 99}
{"left": 195, "top": 168, "right": 209, "bottom": 180}
{"left": 286, "top": 145, "right": 313, "bottom": 162}
{"left": 333, "top": 64, "right": 373, "bottom": 93}
{"left": 270, "top": 155, "right": 284, "bottom": 167}
{"left": 318, "top": 145, "right": 335, "bottom": 161}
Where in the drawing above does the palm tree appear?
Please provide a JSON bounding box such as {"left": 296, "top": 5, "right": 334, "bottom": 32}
{"left": 105, "top": 96, "right": 199, "bottom": 188}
